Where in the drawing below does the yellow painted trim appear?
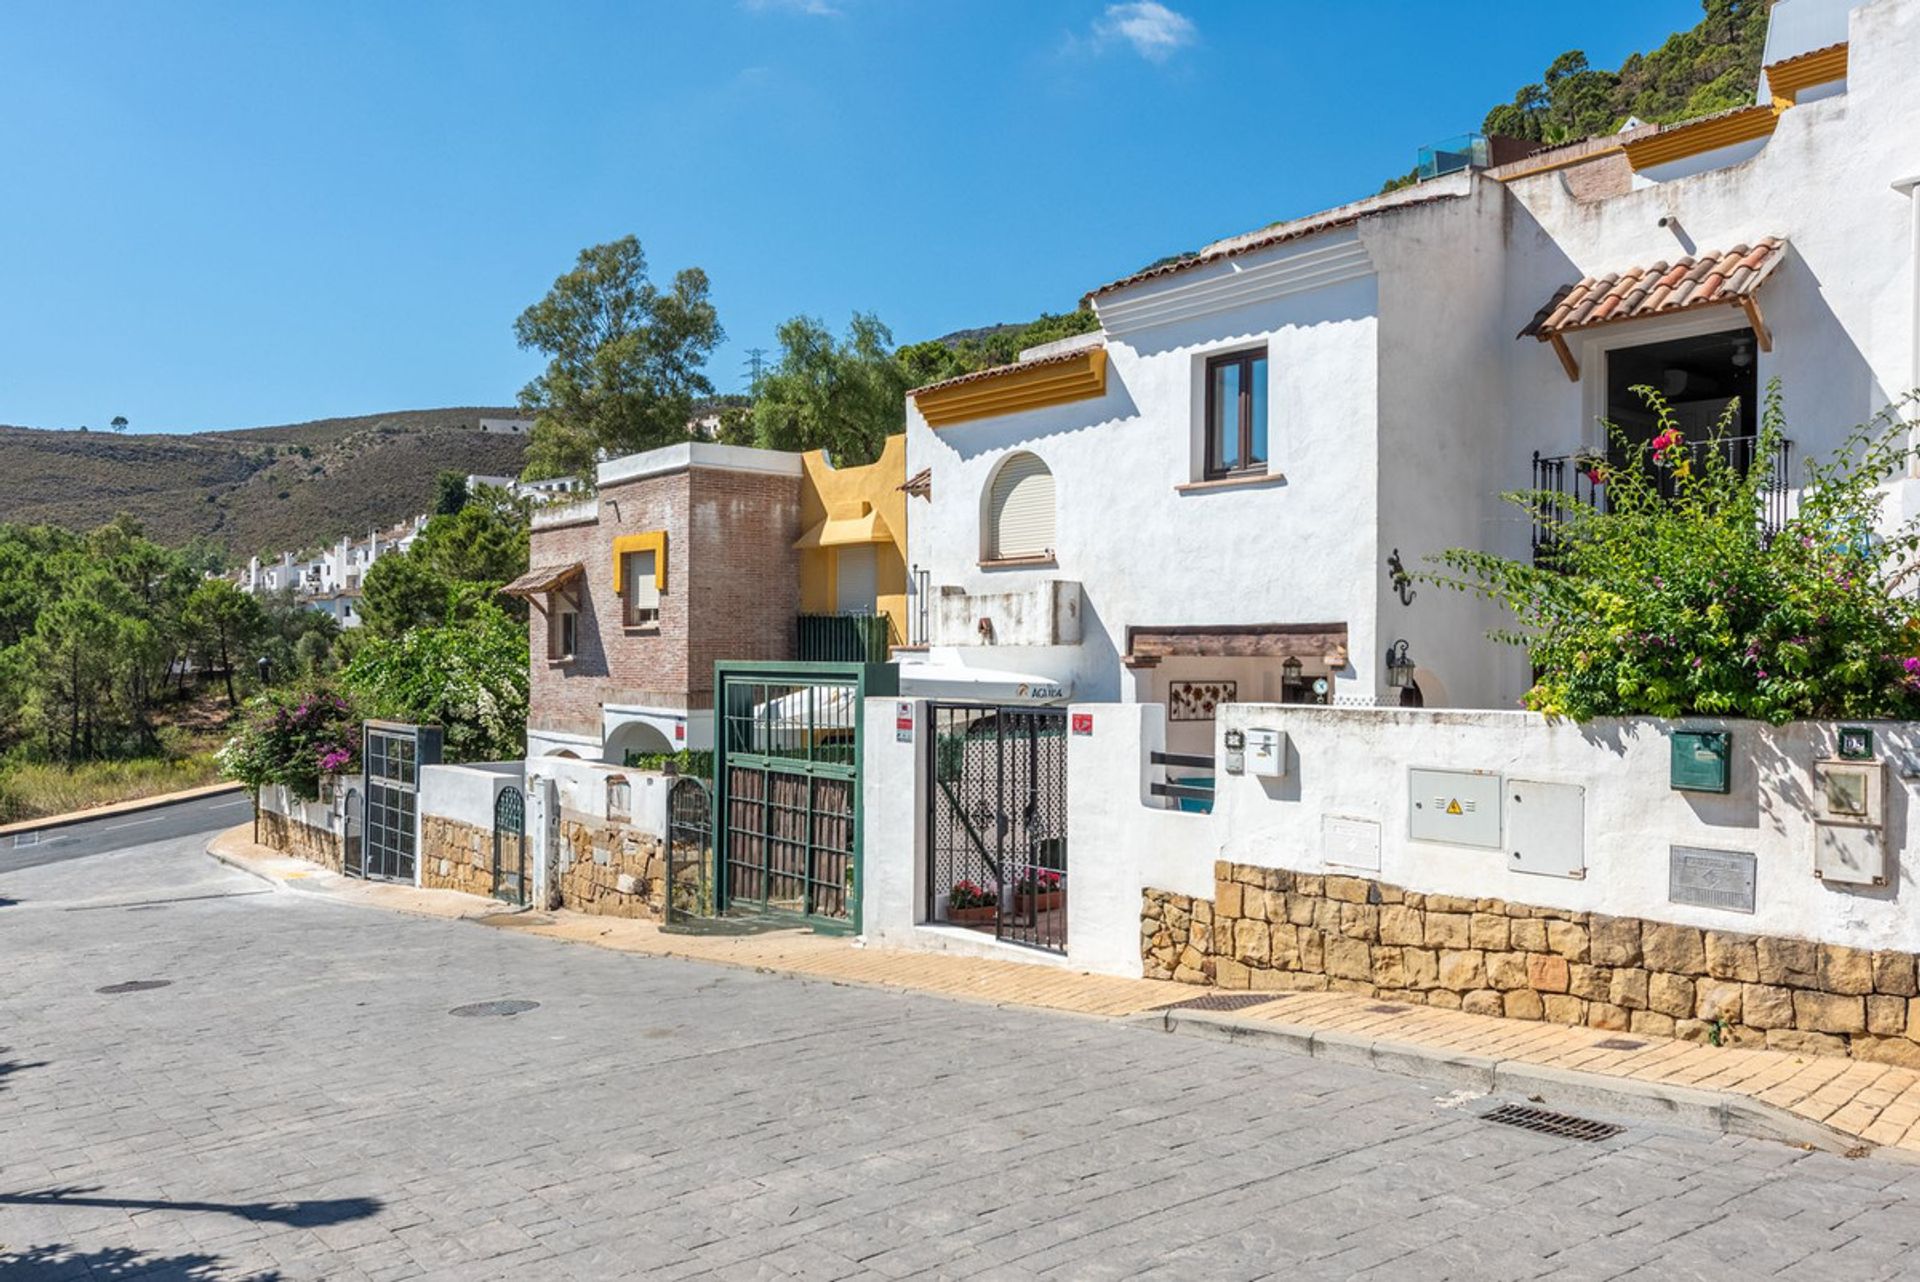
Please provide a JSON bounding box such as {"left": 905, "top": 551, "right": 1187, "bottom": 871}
{"left": 913, "top": 348, "right": 1107, "bottom": 427}
{"left": 1622, "top": 105, "right": 1779, "bottom": 172}
{"left": 1765, "top": 43, "right": 1848, "bottom": 106}
{"left": 611, "top": 530, "right": 667, "bottom": 594}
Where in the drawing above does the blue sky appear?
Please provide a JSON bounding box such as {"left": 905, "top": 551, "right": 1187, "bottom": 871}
{"left": 0, "top": 0, "right": 1700, "bottom": 433}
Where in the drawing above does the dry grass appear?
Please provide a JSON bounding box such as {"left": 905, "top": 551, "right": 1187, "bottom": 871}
{"left": 0, "top": 754, "right": 226, "bottom": 825}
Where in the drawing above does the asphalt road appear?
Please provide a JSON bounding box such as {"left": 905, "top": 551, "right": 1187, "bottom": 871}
{"left": 9, "top": 824, "right": 1920, "bottom": 1279}
{"left": 0, "top": 790, "right": 251, "bottom": 875}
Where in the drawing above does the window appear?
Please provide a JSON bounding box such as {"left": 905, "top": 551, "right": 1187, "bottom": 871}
{"left": 606, "top": 774, "right": 631, "bottom": 822}
{"left": 1204, "top": 348, "right": 1269, "bottom": 479}
{"left": 549, "top": 602, "right": 578, "bottom": 660}
{"left": 622, "top": 549, "right": 660, "bottom": 628}
{"left": 984, "top": 452, "right": 1055, "bottom": 562}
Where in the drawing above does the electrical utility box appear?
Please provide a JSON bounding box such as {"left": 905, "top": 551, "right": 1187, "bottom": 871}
{"left": 1245, "top": 728, "right": 1287, "bottom": 778}
{"left": 1811, "top": 758, "right": 1888, "bottom": 886}
{"left": 1507, "top": 780, "right": 1586, "bottom": 879}
{"left": 1671, "top": 730, "right": 1731, "bottom": 793}
{"left": 1408, "top": 768, "right": 1502, "bottom": 849}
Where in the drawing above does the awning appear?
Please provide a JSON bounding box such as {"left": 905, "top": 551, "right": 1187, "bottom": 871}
{"left": 794, "top": 506, "right": 894, "bottom": 550}
{"left": 500, "top": 563, "right": 584, "bottom": 598}
{"left": 1520, "top": 239, "right": 1784, "bottom": 380}
{"left": 898, "top": 664, "right": 1070, "bottom": 704}
{"left": 1123, "top": 622, "right": 1349, "bottom": 670}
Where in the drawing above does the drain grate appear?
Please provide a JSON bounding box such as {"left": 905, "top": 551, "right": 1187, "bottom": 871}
{"left": 1366, "top": 1003, "right": 1407, "bottom": 1014}
{"left": 1152, "top": 992, "right": 1288, "bottom": 1013}
{"left": 450, "top": 999, "right": 541, "bottom": 1018}
{"left": 96, "top": 980, "right": 172, "bottom": 995}
{"left": 1482, "top": 1103, "right": 1624, "bottom": 1142}
{"left": 1594, "top": 1038, "right": 1646, "bottom": 1051}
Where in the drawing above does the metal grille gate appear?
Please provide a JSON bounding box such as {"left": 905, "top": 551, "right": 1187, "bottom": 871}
{"left": 713, "top": 662, "right": 895, "bottom": 934}
{"left": 492, "top": 787, "right": 526, "bottom": 906}
{"left": 665, "top": 775, "right": 714, "bottom": 924}
{"left": 926, "top": 704, "right": 1069, "bottom": 954}
{"left": 358, "top": 721, "right": 441, "bottom": 882}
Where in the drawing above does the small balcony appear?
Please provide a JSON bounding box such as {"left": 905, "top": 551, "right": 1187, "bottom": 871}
{"left": 797, "top": 613, "right": 893, "bottom": 664}
{"left": 1531, "top": 434, "right": 1792, "bottom": 563}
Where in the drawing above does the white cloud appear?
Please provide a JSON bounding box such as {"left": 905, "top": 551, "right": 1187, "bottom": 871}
{"left": 1092, "top": 2, "right": 1195, "bottom": 62}
{"left": 743, "top": 0, "right": 841, "bottom": 15}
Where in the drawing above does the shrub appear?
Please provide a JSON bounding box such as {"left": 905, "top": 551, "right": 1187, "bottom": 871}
{"left": 218, "top": 688, "right": 360, "bottom": 801}
{"left": 1428, "top": 384, "right": 1920, "bottom": 723}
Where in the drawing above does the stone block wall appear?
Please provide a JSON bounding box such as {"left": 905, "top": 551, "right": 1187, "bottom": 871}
{"left": 420, "top": 815, "right": 499, "bottom": 898}
{"left": 1143, "top": 860, "right": 1920, "bottom": 1068}
{"left": 258, "top": 809, "right": 342, "bottom": 872}
{"left": 556, "top": 815, "right": 668, "bottom": 919}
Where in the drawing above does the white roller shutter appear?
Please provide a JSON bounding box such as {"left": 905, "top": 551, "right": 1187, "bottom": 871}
{"left": 988, "top": 453, "right": 1055, "bottom": 560}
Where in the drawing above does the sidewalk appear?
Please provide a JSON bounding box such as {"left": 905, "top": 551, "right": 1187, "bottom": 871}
{"left": 209, "top": 826, "right": 1920, "bottom": 1159}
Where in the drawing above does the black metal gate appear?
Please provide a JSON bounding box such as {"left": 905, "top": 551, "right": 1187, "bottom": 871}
{"left": 359, "top": 721, "right": 441, "bottom": 882}
{"left": 492, "top": 787, "right": 526, "bottom": 906}
{"left": 926, "top": 704, "right": 1069, "bottom": 954}
{"left": 665, "top": 775, "right": 714, "bottom": 925}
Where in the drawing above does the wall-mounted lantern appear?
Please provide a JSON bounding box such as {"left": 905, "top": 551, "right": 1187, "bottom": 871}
{"left": 1385, "top": 639, "right": 1416, "bottom": 689}
{"left": 1281, "top": 655, "right": 1302, "bottom": 685}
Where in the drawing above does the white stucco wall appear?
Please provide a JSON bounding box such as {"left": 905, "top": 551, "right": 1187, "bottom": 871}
{"left": 527, "top": 754, "right": 671, "bottom": 840}
{"left": 418, "top": 761, "right": 524, "bottom": 830}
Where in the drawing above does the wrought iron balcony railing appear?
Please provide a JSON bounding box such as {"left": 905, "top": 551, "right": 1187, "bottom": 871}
{"left": 797, "top": 612, "right": 893, "bottom": 664}
{"left": 1530, "top": 435, "right": 1792, "bottom": 563}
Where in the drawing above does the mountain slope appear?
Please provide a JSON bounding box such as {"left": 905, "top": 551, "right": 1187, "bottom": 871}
{"left": 0, "top": 408, "right": 527, "bottom": 557}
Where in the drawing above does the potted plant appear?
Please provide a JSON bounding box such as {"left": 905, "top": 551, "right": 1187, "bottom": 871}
{"left": 1014, "top": 865, "right": 1064, "bottom": 915}
{"left": 946, "top": 879, "right": 997, "bottom": 925}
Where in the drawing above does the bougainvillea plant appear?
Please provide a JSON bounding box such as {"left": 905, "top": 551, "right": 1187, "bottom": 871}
{"left": 1427, "top": 383, "right": 1920, "bottom": 724}
{"left": 217, "top": 687, "right": 361, "bottom": 801}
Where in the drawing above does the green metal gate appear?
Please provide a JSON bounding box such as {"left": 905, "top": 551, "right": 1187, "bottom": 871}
{"left": 713, "top": 662, "right": 897, "bottom": 934}
{"left": 492, "top": 786, "right": 526, "bottom": 906}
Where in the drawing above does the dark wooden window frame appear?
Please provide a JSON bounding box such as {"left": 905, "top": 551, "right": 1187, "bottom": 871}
{"left": 1204, "top": 348, "right": 1268, "bottom": 480}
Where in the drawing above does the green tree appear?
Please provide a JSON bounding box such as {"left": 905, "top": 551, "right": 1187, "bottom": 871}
{"left": 110, "top": 415, "right": 129, "bottom": 433}
{"left": 433, "top": 470, "right": 471, "bottom": 516}
{"left": 515, "top": 235, "right": 724, "bottom": 479}
{"left": 341, "top": 605, "right": 529, "bottom": 762}
{"left": 751, "top": 313, "right": 912, "bottom": 465}
{"left": 358, "top": 552, "right": 452, "bottom": 638}
{"left": 184, "top": 578, "right": 266, "bottom": 708}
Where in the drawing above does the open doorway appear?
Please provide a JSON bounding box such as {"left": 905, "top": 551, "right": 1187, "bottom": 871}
{"left": 1605, "top": 328, "right": 1758, "bottom": 456}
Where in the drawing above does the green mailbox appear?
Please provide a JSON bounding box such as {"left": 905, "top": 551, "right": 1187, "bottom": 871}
{"left": 1671, "top": 730, "right": 1731, "bottom": 793}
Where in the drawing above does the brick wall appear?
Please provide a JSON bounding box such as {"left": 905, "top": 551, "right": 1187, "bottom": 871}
{"left": 1144, "top": 860, "right": 1920, "bottom": 1069}
{"left": 527, "top": 465, "right": 801, "bottom": 744}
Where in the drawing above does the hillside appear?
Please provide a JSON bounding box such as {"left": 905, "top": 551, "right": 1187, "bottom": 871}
{"left": 0, "top": 408, "right": 527, "bottom": 558}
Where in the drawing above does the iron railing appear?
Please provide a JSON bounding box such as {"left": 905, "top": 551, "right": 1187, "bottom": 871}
{"left": 1531, "top": 434, "right": 1792, "bottom": 562}
{"left": 797, "top": 612, "right": 892, "bottom": 664}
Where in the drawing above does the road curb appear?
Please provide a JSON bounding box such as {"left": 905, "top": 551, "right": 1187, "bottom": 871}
{"left": 1140, "top": 1007, "right": 1872, "bottom": 1157}
{"left": 0, "top": 781, "right": 245, "bottom": 838}
{"left": 204, "top": 826, "right": 285, "bottom": 889}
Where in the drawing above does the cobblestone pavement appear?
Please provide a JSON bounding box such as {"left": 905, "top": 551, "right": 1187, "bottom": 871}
{"left": 7, "top": 837, "right": 1920, "bottom": 1281}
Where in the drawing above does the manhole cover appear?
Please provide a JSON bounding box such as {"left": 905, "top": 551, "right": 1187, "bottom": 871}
{"left": 1366, "top": 1003, "right": 1407, "bottom": 1014}
{"left": 1152, "top": 992, "right": 1288, "bottom": 1013}
{"left": 96, "top": 980, "right": 172, "bottom": 994}
{"left": 449, "top": 999, "right": 541, "bottom": 1018}
{"left": 1594, "top": 1037, "right": 1646, "bottom": 1051}
{"left": 1482, "top": 1103, "right": 1623, "bottom": 1143}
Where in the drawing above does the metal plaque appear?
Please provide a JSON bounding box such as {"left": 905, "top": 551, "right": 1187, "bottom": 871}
{"left": 1669, "top": 845, "right": 1757, "bottom": 913}
{"left": 1323, "top": 815, "right": 1381, "bottom": 872}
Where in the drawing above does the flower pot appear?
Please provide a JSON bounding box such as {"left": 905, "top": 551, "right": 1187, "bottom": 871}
{"left": 947, "top": 905, "right": 997, "bottom": 925}
{"left": 1015, "top": 891, "right": 1064, "bottom": 915}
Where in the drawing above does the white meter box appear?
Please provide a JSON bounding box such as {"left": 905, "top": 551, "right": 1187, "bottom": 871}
{"left": 1811, "top": 759, "right": 1887, "bottom": 886}
{"left": 1408, "top": 768, "right": 1502, "bottom": 849}
{"left": 1245, "top": 728, "right": 1287, "bottom": 777}
{"left": 1506, "top": 780, "right": 1586, "bottom": 879}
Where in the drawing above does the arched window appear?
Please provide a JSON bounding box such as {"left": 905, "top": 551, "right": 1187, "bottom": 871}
{"left": 984, "top": 452, "right": 1055, "bottom": 562}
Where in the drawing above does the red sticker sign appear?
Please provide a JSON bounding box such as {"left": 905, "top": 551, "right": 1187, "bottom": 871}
{"left": 1071, "top": 713, "right": 1093, "bottom": 736}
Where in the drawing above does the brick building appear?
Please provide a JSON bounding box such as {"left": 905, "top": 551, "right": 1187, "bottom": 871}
{"left": 506, "top": 443, "right": 806, "bottom": 759}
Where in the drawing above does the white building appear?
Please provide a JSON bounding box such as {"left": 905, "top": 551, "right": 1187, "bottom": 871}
{"left": 238, "top": 514, "right": 429, "bottom": 627}
{"left": 903, "top": 0, "right": 1917, "bottom": 760}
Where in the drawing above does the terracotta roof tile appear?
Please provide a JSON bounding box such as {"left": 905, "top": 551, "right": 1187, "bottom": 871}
{"left": 907, "top": 345, "right": 1097, "bottom": 397}
{"left": 1521, "top": 238, "right": 1786, "bottom": 340}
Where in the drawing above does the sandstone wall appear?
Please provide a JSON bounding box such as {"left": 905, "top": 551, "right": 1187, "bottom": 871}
{"left": 556, "top": 814, "right": 668, "bottom": 919}
{"left": 421, "top": 815, "right": 500, "bottom": 898}
{"left": 1144, "top": 860, "right": 1920, "bottom": 1067}
{"left": 258, "top": 809, "right": 342, "bottom": 872}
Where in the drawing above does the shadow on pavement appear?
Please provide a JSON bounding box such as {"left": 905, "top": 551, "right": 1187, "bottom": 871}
{"left": 0, "top": 1187, "right": 383, "bottom": 1228}
{"left": 0, "top": 1050, "right": 49, "bottom": 1093}
{"left": 0, "top": 1241, "right": 283, "bottom": 1280}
